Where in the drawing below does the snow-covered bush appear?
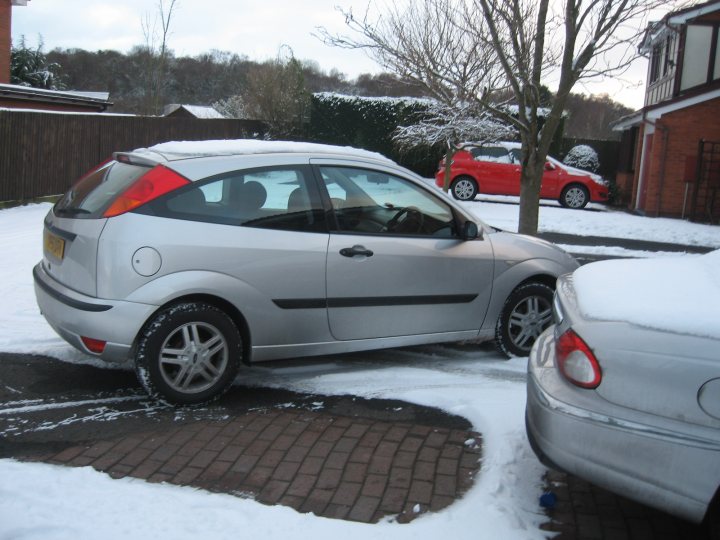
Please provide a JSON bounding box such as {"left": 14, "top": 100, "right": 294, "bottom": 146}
{"left": 563, "top": 144, "right": 600, "bottom": 172}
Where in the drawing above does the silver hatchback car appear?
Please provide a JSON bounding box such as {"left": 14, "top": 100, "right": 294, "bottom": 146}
{"left": 34, "top": 140, "right": 578, "bottom": 404}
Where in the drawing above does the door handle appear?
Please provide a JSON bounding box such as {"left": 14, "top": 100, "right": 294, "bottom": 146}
{"left": 340, "top": 245, "right": 374, "bottom": 258}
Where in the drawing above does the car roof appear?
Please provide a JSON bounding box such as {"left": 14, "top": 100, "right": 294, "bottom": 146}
{"left": 120, "top": 139, "right": 394, "bottom": 165}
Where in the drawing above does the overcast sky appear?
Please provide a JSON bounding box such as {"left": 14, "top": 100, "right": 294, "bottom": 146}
{"left": 11, "top": 0, "right": 652, "bottom": 109}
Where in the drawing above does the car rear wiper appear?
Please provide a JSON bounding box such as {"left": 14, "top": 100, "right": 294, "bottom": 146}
{"left": 54, "top": 207, "right": 92, "bottom": 216}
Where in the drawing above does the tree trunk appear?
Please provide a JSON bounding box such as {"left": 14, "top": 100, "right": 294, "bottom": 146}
{"left": 517, "top": 151, "right": 545, "bottom": 236}
{"left": 443, "top": 146, "right": 456, "bottom": 193}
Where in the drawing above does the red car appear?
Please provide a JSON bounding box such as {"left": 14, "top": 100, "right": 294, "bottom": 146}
{"left": 435, "top": 142, "right": 609, "bottom": 208}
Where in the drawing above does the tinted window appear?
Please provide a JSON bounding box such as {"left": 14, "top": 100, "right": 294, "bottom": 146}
{"left": 149, "top": 166, "right": 326, "bottom": 233}
{"left": 54, "top": 161, "right": 149, "bottom": 218}
{"left": 320, "top": 166, "right": 457, "bottom": 237}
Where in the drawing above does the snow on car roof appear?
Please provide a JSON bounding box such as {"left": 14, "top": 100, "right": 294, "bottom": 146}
{"left": 572, "top": 249, "right": 720, "bottom": 339}
{"left": 134, "top": 139, "right": 393, "bottom": 163}
{"left": 461, "top": 141, "right": 521, "bottom": 150}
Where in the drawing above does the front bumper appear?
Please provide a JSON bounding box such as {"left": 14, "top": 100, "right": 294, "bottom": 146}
{"left": 526, "top": 329, "right": 717, "bottom": 524}
{"left": 33, "top": 262, "right": 157, "bottom": 363}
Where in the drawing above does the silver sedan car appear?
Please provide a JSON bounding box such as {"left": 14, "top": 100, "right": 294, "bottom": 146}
{"left": 526, "top": 271, "right": 720, "bottom": 529}
{"left": 34, "top": 140, "right": 578, "bottom": 404}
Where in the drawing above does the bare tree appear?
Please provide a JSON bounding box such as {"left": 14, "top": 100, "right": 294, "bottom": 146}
{"left": 141, "top": 0, "right": 179, "bottom": 115}
{"left": 393, "top": 102, "right": 515, "bottom": 192}
{"left": 320, "top": 0, "right": 672, "bottom": 234}
{"left": 216, "top": 47, "right": 310, "bottom": 138}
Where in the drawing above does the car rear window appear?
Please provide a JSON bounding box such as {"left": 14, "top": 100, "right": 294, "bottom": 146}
{"left": 54, "top": 161, "right": 150, "bottom": 218}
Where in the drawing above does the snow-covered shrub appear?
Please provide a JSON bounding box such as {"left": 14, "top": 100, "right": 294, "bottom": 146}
{"left": 563, "top": 144, "right": 599, "bottom": 172}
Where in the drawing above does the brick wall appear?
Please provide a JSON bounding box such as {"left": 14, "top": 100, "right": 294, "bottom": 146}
{"left": 0, "top": 0, "right": 10, "bottom": 84}
{"left": 642, "top": 97, "right": 720, "bottom": 217}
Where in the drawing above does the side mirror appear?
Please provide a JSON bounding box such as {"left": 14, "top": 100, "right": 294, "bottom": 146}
{"left": 544, "top": 162, "right": 555, "bottom": 171}
{"left": 462, "top": 220, "right": 480, "bottom": 240}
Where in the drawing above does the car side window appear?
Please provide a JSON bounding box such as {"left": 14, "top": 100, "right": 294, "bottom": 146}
{"left": 471, "top": 146, "right": 513, "bottom": 163}
{"left": 319, "top": 166, "right": 457, "bottom": 237}
{"left": 148, "top": 166, "right": 326, "bottom": 233}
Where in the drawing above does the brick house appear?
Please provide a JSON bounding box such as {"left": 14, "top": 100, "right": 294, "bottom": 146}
{"left": 613, "top": 0, "right": 720, "bottom": 223}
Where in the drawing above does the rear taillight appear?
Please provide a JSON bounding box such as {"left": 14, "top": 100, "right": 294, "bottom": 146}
{"left": 555, "top": 329, "right": 601, "bottom": 388}
{"left": 81, "top": 336, "right": 107, "bottom": 354}
{"left": 103, "top": 165, "right": 190, "bottom": 217}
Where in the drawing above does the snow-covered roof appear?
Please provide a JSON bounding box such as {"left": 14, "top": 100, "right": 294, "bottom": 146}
{"left": 135, "top": 139, "right": 394, "bottom": 163}
{"left": 0, "top": 84, "right": 112, "bottom": 111}
{"left": 163, "top": 104, "right": 226, "bottom": 119}
{"left": 611, "top": 111, "right": 643, "bottom": 131}
{"left": 0, "top": 83, "right": 112, "bottom": 106}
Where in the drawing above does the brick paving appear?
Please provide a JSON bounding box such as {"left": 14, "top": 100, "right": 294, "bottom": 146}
{"left": 17, "top": 407, "right": 482, "bottom": 524}
{"left": 540, "top": 470, "right": 711, "bottom": 540}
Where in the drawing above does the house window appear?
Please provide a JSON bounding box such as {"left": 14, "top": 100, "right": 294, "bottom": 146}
{"left": 663, "top": 35, "right": 675, "bottom": 76}
{"left": 650, "top": 44, "right": 662, "bottom": 82}
{"left": 681, "top": 25, "right": 715, "bottom": 90}
{"left": 715, "top": 33, "right": 720, "bottom": 80}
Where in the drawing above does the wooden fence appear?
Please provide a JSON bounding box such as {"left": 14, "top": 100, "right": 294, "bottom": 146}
{"left": 0, "top": 110, "right": 265, "bottom": 202}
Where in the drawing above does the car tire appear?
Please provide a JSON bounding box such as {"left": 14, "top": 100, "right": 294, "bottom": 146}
{"left": 559, "top": 184, "right": 589, "bottom": 209}
{"left": 706, "top": 491, "right": 720, "bottom": 540}
{"left": 135, "top": 302, "right": 242, "bottom": 405}
{"left": 450, "top": 176, "right": 478, "bottom": 200}
{"left": 495, "top": 282, "right": 554, "bottom": 357}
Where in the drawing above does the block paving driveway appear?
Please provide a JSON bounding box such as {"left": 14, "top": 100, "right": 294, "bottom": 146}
{"left": 0, "top": 353, "right": 712, "bottom": 538}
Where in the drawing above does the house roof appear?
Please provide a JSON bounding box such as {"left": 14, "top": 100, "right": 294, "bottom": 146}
{"left": 667, "top": 0, "right": 720, "bottom": 25}
{"left": 640, "top": 0, "right": 720, "bottom": 52}
{"left": 0, "top": 83, "right": 112, "bottom": 110}
{"left": 163, "top": 104, "right": 226, "bottom": 119}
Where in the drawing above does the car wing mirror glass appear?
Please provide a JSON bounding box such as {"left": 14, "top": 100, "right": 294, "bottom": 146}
{"left": 463, "top": 220, "right": 480, "bottom": 240}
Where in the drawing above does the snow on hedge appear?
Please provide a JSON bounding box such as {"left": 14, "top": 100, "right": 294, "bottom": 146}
{"left": 563, "top": 145, "right": 599, "bottom": 173}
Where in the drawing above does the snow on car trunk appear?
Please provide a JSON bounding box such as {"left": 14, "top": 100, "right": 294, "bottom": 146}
{"left": 572, "top": 250, "right": 720, "bottom": 339}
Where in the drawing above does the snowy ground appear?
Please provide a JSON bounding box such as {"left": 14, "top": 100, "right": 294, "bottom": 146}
{"left": 1, "top": 201, "right": 718, "bottom": 540}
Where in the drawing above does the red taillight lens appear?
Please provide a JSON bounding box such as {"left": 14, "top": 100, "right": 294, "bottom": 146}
{"left": 103, "top": 165, "right": 190, "bottom": 217}
{"left": 555, "top": 329, "right": 601, "bottom": 388}
{"left": 81, "top": 336, "right": 107, "bottom": 354}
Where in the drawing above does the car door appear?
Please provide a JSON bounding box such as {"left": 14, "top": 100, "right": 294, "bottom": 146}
{"left": 138, "top": 164, "right": 331, "bottom": 348}
{"left": 314, "top": 162, "right": 495, "bottom": 341}
{"left": 540, "top": 159, "right": 562, "bottom": 198}
{"left": 473, "top": 147, "right": 520, "bottom": 195}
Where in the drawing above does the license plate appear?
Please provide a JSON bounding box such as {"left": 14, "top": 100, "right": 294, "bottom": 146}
{"left": 44, "top": 230, "right": 65, "bottom": 260}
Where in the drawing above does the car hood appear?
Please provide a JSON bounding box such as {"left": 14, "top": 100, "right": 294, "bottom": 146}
{"left": 548, "top": 157, "right": 605, "bottom": 184}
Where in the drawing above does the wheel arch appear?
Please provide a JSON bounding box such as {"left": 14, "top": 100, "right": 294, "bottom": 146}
{"left": 480, "top": 259, "right": 565, "bottom": 335}
{"left": 134, "top": 293, "right": 252, "bottom": 366}
{"left": 560, "top": 182, "right": 590, "bottom": 208}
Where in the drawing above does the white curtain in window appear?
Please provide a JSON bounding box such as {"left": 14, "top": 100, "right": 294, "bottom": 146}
{"left": 681, "top": 25, "right": 712, "bottom": 90}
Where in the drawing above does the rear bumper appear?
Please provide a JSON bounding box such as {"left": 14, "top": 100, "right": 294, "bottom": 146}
{"left": 33, "top": 262, "right": 157, "bottom": 363}
{"left": 526, "top": 329, "right": 718, "bottom": 524}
